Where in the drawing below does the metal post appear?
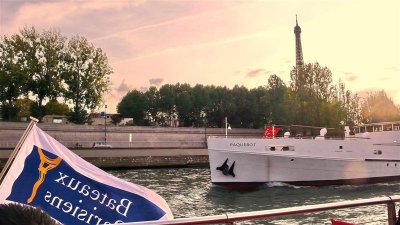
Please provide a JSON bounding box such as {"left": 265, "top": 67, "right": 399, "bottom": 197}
{"left": 272, "top": 125, "right": 275, "bottom": 139}
{"left": 225, "top": 117, "right": 227, "bottom": 138}
{"left": 104, "top": 105, "right": 107, "bottom": 144}
{"left": 0, "top": 117, "right": 38, "bottom": 186}
{"left": 204, "top": 126, "right": 207, "bottom": 148}
{"left": 387, "top": 202, "right": 397, "bottom": 225}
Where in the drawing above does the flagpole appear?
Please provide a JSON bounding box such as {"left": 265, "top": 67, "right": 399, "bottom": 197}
{"left": 0, "top": 116, "right": 39, "bottom": 185}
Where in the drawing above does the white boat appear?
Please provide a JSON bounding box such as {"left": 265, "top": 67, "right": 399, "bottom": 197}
{"left": 207, "top": 122, "right": 400, "bottom": 188}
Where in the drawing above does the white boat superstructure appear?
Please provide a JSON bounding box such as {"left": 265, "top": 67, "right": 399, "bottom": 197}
{"left": 207, "top": 122, "right": 400, "bottom": 188}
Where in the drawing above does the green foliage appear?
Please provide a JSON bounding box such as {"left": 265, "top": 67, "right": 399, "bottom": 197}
{"left": 1, "top": 105, "right": 19, "bottom": 121}
{"left": 288, "top": 63, "right": 359, "bottom": 127}
{"left": 19, "top": 27, "right": 66, "bottom": 119}
{"left": 15, "top": 98, "right": 34, "bottom": 119}
{"left": 0, "top": 34, "right": 29, "bottom": 120}
{"left": 264, "top": 75, "right": 289, "bottom": 126}
{"left": 0, "top": 27, "right": 111, "bottom": 123}
{"left": 116, "top": 63, "right": 362, "bottom": 129}
{"left": 117, "top": 90, "right": 147, "bottom": 125}
{"left": 111, "top": 114, "right": 123, "bottom": 125}
{"left": 62, "top": 36, "right": 112, "bottom": 124}
{"left": 68, "top": 108, "right": 88, "bottom": 125}
{"left": 45, "top": 100, "right": 69, "bottom": 115}
{"left": 30, "top": 103, "right": 46, "bottom": 119}
{"left": 361, "top": 90, "right": 400, "bottom": 123}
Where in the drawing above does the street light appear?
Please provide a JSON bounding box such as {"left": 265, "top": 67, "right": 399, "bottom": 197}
{"left": 225, "top": 117, "right": 231, "bottom": 138}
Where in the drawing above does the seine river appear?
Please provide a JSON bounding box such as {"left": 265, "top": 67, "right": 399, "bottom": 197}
{"left": 109, "top": 168, "right": 400, "bottom": 225}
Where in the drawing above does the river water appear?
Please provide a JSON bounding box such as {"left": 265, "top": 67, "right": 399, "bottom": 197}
{"left": 108, "top": 168, "right": 400, "bottom": 225}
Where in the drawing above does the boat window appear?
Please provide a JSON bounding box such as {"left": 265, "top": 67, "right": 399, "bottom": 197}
{"left": 360, "top": 127, "right": 365, "bottom": 133}
{"left": 366, "top": 126, "right": 373, "bottom": 132}
{"left": 394, "top": 126, "right": 400, "bottom": 131}
{"left": 339, "top": 146, "right": 343, "bottom": 149}
{"left": 373, "top": 126, "right": 382, "bottom": 132}
{"left": 383, "top": 124, "right": 392, "bottom": 131}
{"left": 373, "top": 150, "right": 382, "bottom": 155}
{"left": 282, "top": 146, "right": 295, "bottom": 151}
{"left": 267, "top": 145, "right": 295, "bottom": 151}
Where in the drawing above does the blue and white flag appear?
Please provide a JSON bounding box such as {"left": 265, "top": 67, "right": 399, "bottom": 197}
{"left": 0, "top": 125, "right": 173, "bottom": 224}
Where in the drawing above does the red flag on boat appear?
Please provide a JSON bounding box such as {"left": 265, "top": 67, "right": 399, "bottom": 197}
{"left": 331, "top": 219, "right": 356, "bottom": 225}
{"left": 262, "top": 126, "right": 280, "bottom": 138}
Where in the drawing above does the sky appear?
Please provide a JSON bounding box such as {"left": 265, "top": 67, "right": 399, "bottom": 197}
{"left": 1, "top": 0, "right": 399, "bottom": 113}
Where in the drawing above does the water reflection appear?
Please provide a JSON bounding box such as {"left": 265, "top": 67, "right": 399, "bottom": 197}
{"left": 108, "top": 168, "right": 400, "bottom": 224}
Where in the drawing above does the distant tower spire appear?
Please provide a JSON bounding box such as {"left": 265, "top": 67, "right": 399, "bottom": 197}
{"left": 294, "top": 15, "right": 304, "bottom": 68}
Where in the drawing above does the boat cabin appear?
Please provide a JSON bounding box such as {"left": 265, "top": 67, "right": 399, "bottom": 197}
{"left": 353, "top": 121, "right": 400, "bottom": 134}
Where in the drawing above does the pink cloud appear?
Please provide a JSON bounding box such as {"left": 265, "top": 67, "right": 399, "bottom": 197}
{"left": 247, "top": 69, "right": 268, "bottom": 78}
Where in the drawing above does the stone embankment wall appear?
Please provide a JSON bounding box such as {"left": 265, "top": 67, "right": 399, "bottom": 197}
{"left": 0, "top": 122, "right": 262, "bottom": 168}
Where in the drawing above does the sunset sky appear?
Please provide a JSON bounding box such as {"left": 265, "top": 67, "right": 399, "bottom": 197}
{"left": 1, "top": 0, "right": 399, "bottom": 113}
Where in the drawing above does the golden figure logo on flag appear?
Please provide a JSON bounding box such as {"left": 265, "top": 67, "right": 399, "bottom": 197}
{"left": 27, "top": 147, "right": 61, "bottom": 204}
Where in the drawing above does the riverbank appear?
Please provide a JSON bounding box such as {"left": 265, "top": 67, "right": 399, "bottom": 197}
{"left": 0, "top": 122, "right": 262, "bottom": 168}
{"left": 0, "top": 148, "right": 209, "bottom": 169}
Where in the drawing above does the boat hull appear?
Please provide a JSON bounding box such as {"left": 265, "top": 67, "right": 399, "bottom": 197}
{"left": 208, "top": 137, "right": 400, "bottom": 188}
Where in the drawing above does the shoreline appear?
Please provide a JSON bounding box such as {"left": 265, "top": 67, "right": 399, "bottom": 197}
{"left": 0, "top": 148, "right": 210, "bottom": 169}
{"left": 0, "top": 121, "right": 261, "bottom": 169}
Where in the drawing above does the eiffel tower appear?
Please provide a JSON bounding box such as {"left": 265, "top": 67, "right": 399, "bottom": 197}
{"left": 294, "top": 15, "right": 304, "bottom": 68}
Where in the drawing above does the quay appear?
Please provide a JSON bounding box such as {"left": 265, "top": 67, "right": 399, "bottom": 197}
{"left": 0, "top": 122, "right": 262, "bottom": 169}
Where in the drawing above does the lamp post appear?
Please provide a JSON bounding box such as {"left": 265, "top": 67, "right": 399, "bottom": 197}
{"left": 104, "top": 105, "right": 107, "bottom": 144}
{"left": 225, "top": 117, "right": 231, "bottom": 138}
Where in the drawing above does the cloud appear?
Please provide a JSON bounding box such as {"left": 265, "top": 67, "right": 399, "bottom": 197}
{"left": 139, "top": 86, "right": 148, "bottom": 92}
{"left": 115, "top": 79, "right": 131, "bottom": 94}
{"left": 379, "top": 76, "right": 391, "bottom": 81}
{"left": 284, "top": 59, "right": 291, "bottom": 64}
{"left": 342, "top": 72, "right": 358, "bottom": 82}
{"left": 149, "top": 78, "right": 164, "bottom": 87}
{"left": 343, "top": 72, "right": 352, "bottom": 75}
{"left": 246, "top": 69, "right": 269, "bottom": 78}
{"left": 385, "top": 66, "right": 400, "bottom": 72}
{"left": 345, "top": 75, "right": 358, "bottom": 82}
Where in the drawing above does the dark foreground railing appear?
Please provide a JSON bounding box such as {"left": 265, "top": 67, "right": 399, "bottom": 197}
{"left": 121, "top": 195, "right": 400, "bottom": 225}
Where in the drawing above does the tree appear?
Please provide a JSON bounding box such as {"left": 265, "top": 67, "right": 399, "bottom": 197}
{"left": 15, "top": 98, "right": 34, "bottom": 120}
{"left": 205, "top": 86, "right": 235, "bottom": 128}
{"left": 111, "top": 114, "right": 123, "bottom": 125}
{"left": 191, "top": 84, "right": 211, "bottom": 127}
{"left": 117, "top": 90, "right": 147, "bottom": 125}
{"left": 265, "top": 74, "right": 288, "bottom": 126}
{"left": 45, "top": 100, "right": 69, "bottom": 115}
{"left": 62, "top": 35, "right": 112, "bottom": 124}
{"left": 289, "top": 63, "right": 337, "bottom": 126}
{"left": 0, "top": 34, "right": 29, "bottom": 120}
{"left": 337, "top": 80, "right": 360, "bottom": 126}
{"left": 174, "top": 83, "right": 193, "bottom": 126}
{"left": 250, "top": 86, "right": 269, "bottom": 128}
{"left": 361, "top": 90, "right": 400, "bottom": 123}
{"left": 19, "top": 27, "right": 66, "bottom": 119}
{"left": 144, "top": 86, "right": 160, "bottom": 125}
{"left": 158, "top": 84, "right": 178, "bottom": 126}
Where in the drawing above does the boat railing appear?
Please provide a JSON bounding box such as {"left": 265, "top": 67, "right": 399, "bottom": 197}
{"left": 121, "top": 195, "right": 400, "bottom": 225}
{"left": 208, "top": 135, "right": 370, "bottom": 140}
